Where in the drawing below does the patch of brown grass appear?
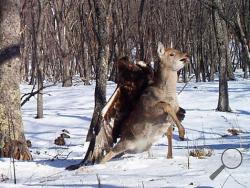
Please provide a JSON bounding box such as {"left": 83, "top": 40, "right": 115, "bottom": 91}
{"left": 0, "top": 174, "right": 9, "bottom": 182}
{"left": 189, "top": 148, "right": 213, "bottom": 159}
{"left": 227, "top": 128, "right": 242, "bottom": 136}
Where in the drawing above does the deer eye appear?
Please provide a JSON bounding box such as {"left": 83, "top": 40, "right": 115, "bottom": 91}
{"left": 170, "top": 53, "right": 175, "bottom": 56}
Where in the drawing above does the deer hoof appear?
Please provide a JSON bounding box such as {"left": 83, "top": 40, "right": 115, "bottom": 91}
{"left": 178, "top": 129, "right": 185, "bottom": 141}
{"left": 179, "top": 136, "right": 185, "bottom": 141}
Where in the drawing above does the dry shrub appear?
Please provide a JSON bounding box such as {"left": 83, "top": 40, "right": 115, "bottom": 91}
{"left": 60, "top": 133, "right": 70, "bottom": 138}
{"left": 62, "top": 129, "right": 70, "bottom": 134}
{"left": 0, "top": 174, "right": 9, "bottom": 182}
{"left": 189, "top": 148, "right": 213, "bottom": 159}
{"left": 54, "top": 129, "right": 71, "bottom": 145}
{"left": 54, "top": 136, "right": 65, "bottom": 146}
{"left": 2, "top": 140, "right": 32, "bottom": 160}
{"left": 227, "top": 128, "right": 242, "bottom": 136}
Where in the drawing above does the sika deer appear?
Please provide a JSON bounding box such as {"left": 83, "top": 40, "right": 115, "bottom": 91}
{"left": 101, "top": 42, "right": 189, "bottom": 163}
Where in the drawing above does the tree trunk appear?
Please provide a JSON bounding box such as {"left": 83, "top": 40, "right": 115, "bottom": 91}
{"left": 0, "top": 0, "right": 32, "bottom": 160}
{"left": 86, "top": 0, "right": 111, "bottom": 141}
{"left": 138, "top": 0, "right": 145, "bottom": 60}
{"left": 36, "top": 66, "right": 43, "bottom": 118}
{"left": 213, "top": 0, "right": 231, "bottom": 112}
{"left": 30, "top": 0, "right": 43, "bottom": 118}
{"left": 62, "top": 57, "right": 72, "bottom": 87}
{"left": 235, "top": 13, "right": 250, "bottom": 78}
{"left": 83, "top": 42, "right": 91, "bottom": 85}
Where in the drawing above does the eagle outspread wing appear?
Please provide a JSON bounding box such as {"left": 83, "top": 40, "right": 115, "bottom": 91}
{"left": 82, "top": 57, "right": 153, "bottom": 164}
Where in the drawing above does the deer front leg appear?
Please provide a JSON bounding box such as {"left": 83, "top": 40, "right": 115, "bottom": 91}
{"left": 156, "top": 102, "right": 185, "bottom": 140}
{"left": 166, "top": 125, "right": 173, "bottom": 159}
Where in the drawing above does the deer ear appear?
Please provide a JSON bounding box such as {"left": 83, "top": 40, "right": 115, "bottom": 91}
{"left": 157, "top": 42, "right": 165, "bottom": 56}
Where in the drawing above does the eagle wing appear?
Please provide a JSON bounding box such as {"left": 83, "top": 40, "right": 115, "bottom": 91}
{"left": 82, "top": 57, "right": 153, "bottom": 164}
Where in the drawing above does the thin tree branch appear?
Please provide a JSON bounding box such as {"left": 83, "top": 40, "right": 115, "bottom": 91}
{"left": 21, "top": 83, "right": 56, "bottom": 107}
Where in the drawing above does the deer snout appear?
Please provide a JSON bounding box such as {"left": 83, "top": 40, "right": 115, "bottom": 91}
{"left": 179, "top": 54, "right": 189, "bottom": 64}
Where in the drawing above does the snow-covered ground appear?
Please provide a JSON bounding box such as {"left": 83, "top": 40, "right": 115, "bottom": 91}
{"left": 1, "top": 73, "right": 250, "bottom": 188}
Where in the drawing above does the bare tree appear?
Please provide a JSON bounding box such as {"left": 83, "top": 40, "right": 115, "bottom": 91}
{"left": 212, "top": 0, "right": 231, "bottom": 112}
{"left": 0, "top": 0, "right": 32, "bottom": 160}
{"left": 86, "top": 0, "right": 113, "bottom": 141}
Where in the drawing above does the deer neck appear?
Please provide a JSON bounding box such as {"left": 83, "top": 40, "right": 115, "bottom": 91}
{"left": 155, "top": 64, "right": 177, "bottom": 100}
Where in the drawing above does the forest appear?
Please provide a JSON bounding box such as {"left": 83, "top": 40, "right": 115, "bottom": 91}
{"left": 0, "top": 0, "right": 250, "bottom": 187}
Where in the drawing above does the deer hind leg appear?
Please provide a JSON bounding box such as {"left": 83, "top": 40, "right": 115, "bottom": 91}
{"left": 100, "top": 141, "right": 128, "bottom": 164}
{"left": 156, "top": 102, "right": 185, "bottom": 140}
{"left": 166, "top": 125, "right": 173, "bottom": 159}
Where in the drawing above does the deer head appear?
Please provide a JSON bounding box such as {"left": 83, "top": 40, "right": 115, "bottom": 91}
{"left": 157, "top": 42, "right": 189, "bottom": 71}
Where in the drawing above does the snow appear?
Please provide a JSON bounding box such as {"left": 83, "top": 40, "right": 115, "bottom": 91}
{"left": 1, "top": 74, "right": 250, "bottom": 188}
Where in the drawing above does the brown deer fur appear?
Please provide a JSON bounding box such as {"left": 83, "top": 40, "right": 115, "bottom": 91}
{"left": 66, "top": 44, "right": 188, "bottom": 170}
{"left": 100, "top": 42, "right": 189, "bottom": 163}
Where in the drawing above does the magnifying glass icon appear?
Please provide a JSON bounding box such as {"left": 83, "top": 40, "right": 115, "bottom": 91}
{"left": 210, "top": 148, "right": 243, "bottom": 180}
